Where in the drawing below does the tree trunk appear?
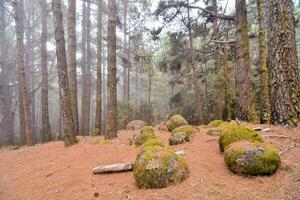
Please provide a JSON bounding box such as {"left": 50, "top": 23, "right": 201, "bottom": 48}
{"left": 269, "top": 0, "right": 300, "bottom": 127}
{"left": 85, "top": 0, "right": 91, "bottom": 135}
{"left": 52, "top": 0, "right": 77, "bottom": 146}
{"left": 187, "top": 4, "right": 204, "bottom": 124}
{"left": 67, "top": 0, "right": 79, "bottom": 135}
{"left": 80, "top": 0, "right": 88, "bottom": 136}
{"left": 213, "top": 0, "right": 222, "bottom": 120}
{"left": 256, "top": 0, "right": 270, "bottom": 124}
{"left": 13, "top": 0, "right": 34, "bottom": 146}
{"left": 95, "top": 0, "right": 103, "bottom": 135}
{"left": 0, "top": 3, "right": 14, "bottom": 146}
{"left": 235, "top": 0, "right": 258, "bottom": 122}
{"left": 105, "top": 0, "right": 118, "bottom": 139}
{"left": 41, "top": 0, "right": 51, "bottom": 142}
{"left": 223, "top": 43, "right": 231, "bottom": 121}
{"left": 122, "top": 0, "right": 129, "bottom": 101}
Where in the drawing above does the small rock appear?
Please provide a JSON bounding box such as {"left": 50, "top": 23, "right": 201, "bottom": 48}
{"left": 253, "top": 127, "right": 263, "bottom": 131}
{"left": 175, "top": 150, "right": 186, "bottom": 156}
{"left": 125, "top": 195, "right": 133, "bottom": 200}
{"left": 262, "top": 128, "right": 271, "bottom": 133}
{"left": 94, "top": 192, "right": 99, "bottom": 197}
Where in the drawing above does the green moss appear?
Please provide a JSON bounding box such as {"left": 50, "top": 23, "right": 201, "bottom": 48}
{"left": 208, "top": 120, "right": 229, "bottom": 128}
{"left": 165, "top": 114, "right": 188, "bottom": 132}
{"left": 219, "top": 124, "right": 263, "bottom": 151}
{"left": 133, "top": 126, "right": 156, "bottom": 146}
{"left": 169, "top": 131, "right": 190, "bottom": 145}
{"left": 172, "top": 125, "right": 197, "bottom": 136}
{"left": 90, "top": 137, "right": 100, "bottom": 145}
{"left": 133, "top": 146, "right": 189, "bottom": 189}
{"left": 207, "top": 129, "right": 223, "bottom": 136}
{"left": 224, "top": 141, "right": 281, "bottom": 175}
{"left": 143, "top": 139, "right": 165, "bottom": 147}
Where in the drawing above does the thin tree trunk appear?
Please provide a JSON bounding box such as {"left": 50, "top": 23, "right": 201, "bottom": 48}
{"left": 223, "top": 42, "right": 231, "bottom": 121}
{"left": 52, "top": 0, "right": 77, "bottom": 146}
{"left": 67, "top": 0, "right": 79, "bottom": 135}
{"left": 235, "top": 0, "right": 258, "bottom": 122}
{"left": 85, "top": 0, "right": 91, "bottom": 136}
{"left": 95, "top": 0, "right": 103, "bottom": 135}
{"left": 13, "top": 0, "right": 34, "bottom": 146}
{"left": 269, "top": 0, "right": 300, "bottom": 127}
{"left": 187, "top": 3, "right": 204, "bottom": 124}
{"left": 41, "top": 0, "right": 51, "bottom": 142}
{"left": 122, "top": 0, "right": 128, "bottom": 100}
{"left": 0, "top": 3, "right": 14, "bottom": 145}
{"left": 105, "top": 0, "right": 118, "bottom": 139}
{"left": 256, "top": 0, "right": 270, "bottom": 124}
{"left": 80, "top": 0, "right": 88, "bottom": 136}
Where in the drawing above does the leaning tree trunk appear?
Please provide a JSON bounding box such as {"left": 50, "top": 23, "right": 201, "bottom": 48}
{"left": 95, "top": 0, "right": 103, "bottom": 135}
{"left": 67, "top": 0, "right": 79, "bottom": 135}
{"left": 269, "top": 0, "right": 300, "bottom": 127}
{"left": 105, "top": 0, "right": 118, "bottom": 139}
{"left": 41, "top": 0, "right": 51, "bottom": 142}
{"left": 52, "top": 0, "right": 77, "bottom": 146}
{"left": 235, "top": 0, "right": 258, "bottom": 122}
{"left": 256, "top": 0, "right": 270, "bottom": 124}
{"left": 13, "top": 0, "right": 34, "bottom": 146}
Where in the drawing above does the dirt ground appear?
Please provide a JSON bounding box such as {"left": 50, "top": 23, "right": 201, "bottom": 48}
{"left": 0, "top": 124, "right": 299, "bottom": 200}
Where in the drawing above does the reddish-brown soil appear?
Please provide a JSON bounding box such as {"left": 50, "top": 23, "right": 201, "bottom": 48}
{"left": 0, "top": 124, "right": 299, "bottom": 200}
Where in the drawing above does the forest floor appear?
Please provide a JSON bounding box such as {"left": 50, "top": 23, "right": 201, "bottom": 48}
{"left": 0, "top": 124, "right": 299, "bottom": 200}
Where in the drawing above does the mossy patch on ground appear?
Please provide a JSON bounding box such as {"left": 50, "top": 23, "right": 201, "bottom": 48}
{"left": 143, "top": 139, "right": 164, "bottom": 147}
{"left": 224, "top": 141, "right": 281, "bottom": 175}
{"left": 172, "top": 125, "right": 197, "bottom": 136}
{"left": 132, "top": 126, "right": 156, "bottom": 146}
{"left": 219, "top": 124, "right": 263, "bottom": 151}
{"left": 133, "top": 145, "right": 189, "bottom": 189}
{"left": 207, "top": 129, "right": 223, "bottom": 136}
{"left": 165, "top": 115, "right": 188, "bottom": 132}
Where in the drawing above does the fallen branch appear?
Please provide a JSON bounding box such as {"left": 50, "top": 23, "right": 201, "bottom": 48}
{"left": 279, "top": 143, "right": 297, "bottom": 156}
{"left": 45, "top": 165, "right": 71, "bottom": 178}
{"left": 93, "top": 163, "right": 133, "bottom": 174}
{"left": 263, "top": 135, "right": 290, "bottom": 139}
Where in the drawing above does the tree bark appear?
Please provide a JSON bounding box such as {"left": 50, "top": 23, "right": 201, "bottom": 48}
{"left": 269, "top": 0, "right": 300, "bottom": 127}
{"left": 80, "top": 0, "right": 89, "bottom": 136}
{"left": 105, "top": 0, "right": 118, "bottom": 139}
{"left": 223, "top": 43, "right": 231, "bottom": 121}
{"left": 41, "top": 0, "right": 51, "bottom": 142}
{"left": 67, "top": 0, "right": 79, "bottom": 135}
{"left": 256, "top": 0, "right": 270, "bottom": 124}
{"left": 13, "top": 0, "right": 34, "bottom": 146}
{"left": 122, "top": 0, "right": 129, "bottom": 101}
{"left": 0, "top": 3, "right": 14, "bottom": 145}
{"left": 85, "top": 0, "right": 91, "bottom": 135}
{"left": 235, "top": 0, "right": 258, "bottom": 122}
{"left": 95, "top": 0, "right": 103, "bottom": 135}
{"left": 52, "top": 0, "right": 78, "bottom": 146}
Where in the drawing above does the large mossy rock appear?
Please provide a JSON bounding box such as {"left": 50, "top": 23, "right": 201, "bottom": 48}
{"left": 126, "top": 120, "right": 147, "bottom": 131}
{"left": 133, "top": 145, "right": 189, "bottom": 189}
{"left": 165, "top": 115, "right": 188, "bottom": 132}
{"left": 169, "top": 132, "right": 190, "bottom": 145}
{"left": 172, "top": 125, "right": 198, "bottom": 136}
{"left": 132, "top": 126, "right": 156, "bottom": 146}
{"left": 208, "top": 120, "right": 229, "bottom": 128}
{"left": 219, "top": 124, "right": 263, "bottom": 152}
{"left": 224, "top": 141, "right": 281, "bottom": 175}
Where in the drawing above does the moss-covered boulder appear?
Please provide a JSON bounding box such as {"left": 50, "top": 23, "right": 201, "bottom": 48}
{"left": 172, "top": 125, "right": 197, "bottom": 136}
{"left": 132, "top": 126, "right": 156, "bottom": 146}
{"left": 208, "top": 120, "right": 229, "bottom": 128}
{"left": 224, "top": 141, "right": 281, "bottom": 175}
{"left": 133, "top": 145, "right": 189, "bottom": 189}
{"left": 126, "top": 120, "right": 147, "bottom": 131}
{"left": 219, "top": 124, "right": 263, "bottom": 152}
{"left": 169, "top": 132, "right": 190, "bottom": 145}
{"left": 165, "top": 115, "right": 188, "bottom": 132}
{"left": 143, "top": 139, "right": 164, "bottom": 147}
